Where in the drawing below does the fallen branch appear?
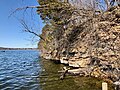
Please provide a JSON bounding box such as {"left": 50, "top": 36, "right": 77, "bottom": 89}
{"left": 60, "top": 67, "right": 68, "bottom": 80}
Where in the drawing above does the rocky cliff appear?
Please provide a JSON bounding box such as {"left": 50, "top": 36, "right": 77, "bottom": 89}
{"left": 38, "top": 5, "right": 120, "bottom": 83}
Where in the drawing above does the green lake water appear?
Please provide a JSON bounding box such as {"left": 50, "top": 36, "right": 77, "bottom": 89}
{"left": 39, "top": 58, "right": 114, "bottom": 90}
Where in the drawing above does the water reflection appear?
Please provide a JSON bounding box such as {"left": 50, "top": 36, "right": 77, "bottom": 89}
{"left": 39, "top": 58, "right": 114, "bottom": 90}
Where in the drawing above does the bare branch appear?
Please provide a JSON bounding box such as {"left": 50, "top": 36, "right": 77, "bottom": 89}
{"left": 20, "top": 19, "right": 45, "bottom": 40}
{"left": 9, "top": 6, "right": 39, "bottom": 18}
{"left": 8, "top": 5, "right": 45, "bottom": 41}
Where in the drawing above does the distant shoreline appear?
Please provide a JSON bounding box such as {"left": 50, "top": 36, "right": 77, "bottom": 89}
{"left": 0, "top": 47, "right": 38, "bottom": 50}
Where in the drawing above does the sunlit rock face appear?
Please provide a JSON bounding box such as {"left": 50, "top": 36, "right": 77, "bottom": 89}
{"left": 38, "top": 4, "right": 120, "bottom": 82}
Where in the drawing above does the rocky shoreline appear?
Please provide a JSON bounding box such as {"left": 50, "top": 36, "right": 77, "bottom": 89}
{"left": 38, "top": 5, "right": 120, "bottom": 88}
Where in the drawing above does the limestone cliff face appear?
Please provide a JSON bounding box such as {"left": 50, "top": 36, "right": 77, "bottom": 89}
{"left": 38, "top": 6, "right": 120, "bottom": 82}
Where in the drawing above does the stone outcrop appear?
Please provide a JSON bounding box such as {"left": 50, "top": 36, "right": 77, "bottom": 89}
{"left": 38, "top": 6, "right": 120, "bottom": 83}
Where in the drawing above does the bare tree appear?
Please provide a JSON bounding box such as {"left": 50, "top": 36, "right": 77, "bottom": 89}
{"left": 9, "top": 4, "right": 45, "bottom": 41}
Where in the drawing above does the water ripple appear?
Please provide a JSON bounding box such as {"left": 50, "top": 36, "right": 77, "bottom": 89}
{"left": 0, "top": 50, "right": 41, "bottom": 90}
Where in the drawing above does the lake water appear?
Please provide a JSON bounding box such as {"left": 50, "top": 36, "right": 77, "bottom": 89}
{"left": 0, "top": 50, "right": 41, "bottom": 90}
{"left": 0, "top": 50, "right": 114, "bottom": 90}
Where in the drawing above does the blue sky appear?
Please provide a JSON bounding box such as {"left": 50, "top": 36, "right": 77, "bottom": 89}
{"left": 0, "top": 0, "right": 44, "bottom": 48}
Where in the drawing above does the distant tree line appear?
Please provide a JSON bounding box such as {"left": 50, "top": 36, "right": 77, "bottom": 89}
{"left": 0, "top": 47, "right": 37, "bottom": 50}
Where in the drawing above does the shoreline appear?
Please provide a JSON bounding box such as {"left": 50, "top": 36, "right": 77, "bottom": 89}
{"left": 41, "top": 56, "right": 120, "bottom": 86}
{"left": 0, "top": 48, "right": 38, "bottom": 50}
